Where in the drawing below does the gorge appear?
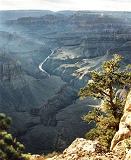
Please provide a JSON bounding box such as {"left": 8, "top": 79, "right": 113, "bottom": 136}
{"left": 0, "top": 10, "right": 131, "bottom": 154}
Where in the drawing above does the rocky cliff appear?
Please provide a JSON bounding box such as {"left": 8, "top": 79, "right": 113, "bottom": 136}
{"left": 110, "top": 91, "right": 131, "bottom": 159}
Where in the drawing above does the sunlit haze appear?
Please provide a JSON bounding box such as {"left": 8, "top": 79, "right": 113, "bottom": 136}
{"left": 1, "top": 0, "right": 131, "bottom": 11}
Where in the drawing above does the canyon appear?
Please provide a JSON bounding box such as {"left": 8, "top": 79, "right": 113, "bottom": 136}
{"left": 0, "top": 10, "right": 131, "bottom": 153}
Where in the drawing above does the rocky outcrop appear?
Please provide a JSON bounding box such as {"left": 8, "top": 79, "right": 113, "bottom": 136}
{"left": 35, "top": 138, "right": 123, "bottom": 160}
{"left": 109, "top": 90, "right": 131, "bottom": 159}
{"left": 111, "top": 139, "right": 131, "bottom": 160}
{"left": 50, "top": 138, "right": 99, "bottom": 160}
{"left": 110, "top": 91, "right": 131, "bottom": 151}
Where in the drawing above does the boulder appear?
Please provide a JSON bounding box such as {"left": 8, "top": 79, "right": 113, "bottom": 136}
{"left": 50, "top": 138, "right": 99, "bottom": 160}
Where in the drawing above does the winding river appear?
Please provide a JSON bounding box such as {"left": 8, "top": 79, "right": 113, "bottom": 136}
{"left": 39, "top": 48, "right": 58, "bottom": 77}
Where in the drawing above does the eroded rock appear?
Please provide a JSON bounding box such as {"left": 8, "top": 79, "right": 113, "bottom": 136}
{"left": 110, "top": 91, "right": 131, "bottom": 151}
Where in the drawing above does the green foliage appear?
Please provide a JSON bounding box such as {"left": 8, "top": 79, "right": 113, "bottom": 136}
{"left": 0, "top": 113, "right": 29, "bottom": 160}
{"left": 79, "top": 54, "right": 131, "bottom": 151}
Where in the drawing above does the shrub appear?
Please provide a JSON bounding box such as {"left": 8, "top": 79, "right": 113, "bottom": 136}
{"left": 0, "top": 113, "right": 29, "bottom": 160}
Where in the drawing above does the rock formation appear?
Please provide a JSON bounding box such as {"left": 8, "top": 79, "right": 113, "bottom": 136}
{"left": 110, "top": 91, "right": 131, "bottom": 151}
{"left": 33, "top": 138, "right": 124, "bottom": 160}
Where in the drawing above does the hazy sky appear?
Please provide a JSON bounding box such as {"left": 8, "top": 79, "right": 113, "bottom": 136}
{"left": 1, "top": 0, "right": 131, "bottom": 11}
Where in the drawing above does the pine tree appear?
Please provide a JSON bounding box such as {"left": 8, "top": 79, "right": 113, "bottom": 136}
{"left": 0, "top": 113, "right": 29, "bottom": 160}
{"left": 79, "top": 54, "right": 131, "bottom": 151}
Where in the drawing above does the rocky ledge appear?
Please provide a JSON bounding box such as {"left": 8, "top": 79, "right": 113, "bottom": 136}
{"left": 30, "top": 138, "right": 130, "bottom": 160}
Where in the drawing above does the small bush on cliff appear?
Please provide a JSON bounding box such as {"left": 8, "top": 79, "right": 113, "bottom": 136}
{"left": 0, "top": 113, "right": 29, "bottom": 160}
{"left": 79, "top": 54, "right": 131, "bottom": 151}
